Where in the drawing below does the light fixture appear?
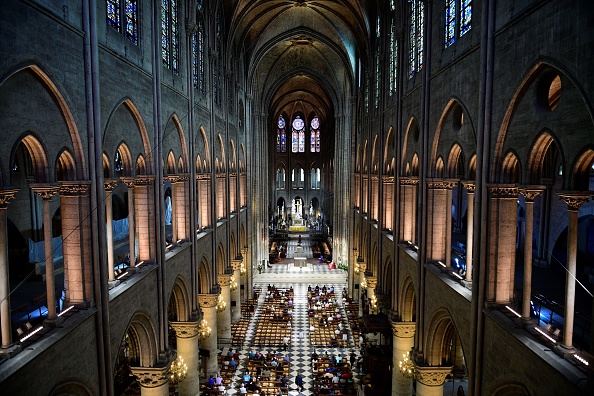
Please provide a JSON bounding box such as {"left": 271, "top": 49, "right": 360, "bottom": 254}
{"left": 230, "top": 276, "right": 238, "bottom": 292}
{"left": 197, "top": 319, "right": 211, "bottom": 340}
{"left": 370, "top": 294, "right": 379, "bottom": 314}
{"left": 240, "top": 262, "right": 246, "bottom": 275}
{"left": 169, "top": 354, "right": 188, "bottom": 386}
{"left": 398, "top": 352, "right": 415, "bottom": 378}
{"left": 354, "top": 262, "right": 360, "bottom": 275}
{"left": 360, "top": 277, "right": 367, "bottom": 290}
{"left": 216, "top": 294, "right": 227, "bottom": 312}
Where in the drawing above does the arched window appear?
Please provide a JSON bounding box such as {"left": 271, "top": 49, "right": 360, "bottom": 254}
{"left": 445, "top": 0, "right": 472, "bottom": 48}
{"left": 409, "top": 0, "right": 424, "bottom": 78}
{"left": 107, "top": 0, "right": 139, "bottom": 44}
{"left": 277, "top": 116, "right": 286, "bottom": 153}
{"left": 310, "top": 117, "right": 320, "bottom": 153}
{"left": 276, "top": 167, "right": 286, "bottom": 189}
{"left": 214, "top": 11, "right": 223, "bottom": 106}
{"left": 292, "top": 116, "right": 305, "bottom": 153}
{"left": 389, "top": 21, "right": 398, "bottom": 96}
{"left": 192, "top": 20, "right": 205, "bottom": 93}
{"left": 311, "top": 168, "right": 320, "bottom": 189}
{"left": 375, "top": 16, "right": 381, "bottom": 109}
{"left": 292, "top": 167, "right": 304, "bottom": 189}
{"left": 161, "top": 0, "right": 179, "bottom": 73}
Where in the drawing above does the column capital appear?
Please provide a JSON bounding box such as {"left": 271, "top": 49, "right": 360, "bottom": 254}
{"left": 400, "top": 177, "right": 419, "bottom": 186}
{"left": 166, "top": 175, "right": 180, "bottom": 184}
{"left": 426, "top": 178, "right": 457, "bottom": 190}
{"left": 415, "top": 366, "right": 452, "bottom": 387}
{"left": 0, "top": 188, "right": 19, "bottom": 208}
{"left": 366, "top": 276, "right": 377, "bottom": 289}
{"left": 198, "top": 294, "right": 218, "bottom": 308}
{"left": 371, "top": 174, "right": 379, "bottom": 182}
{"left": 129, "top": 366, "right": 169, "bottom": 388}
{"left": 135, "top": 175, "right": 156, "bottom": 186}
{"left": 391, "top": 321, "right": 416, "bottom": 338}
{"left": 170, "top": 320, "right": 200, "bottom": 338}
{"left": 104, "top": 178, "right": 119, "bottom": 191}
{"left": 461, "top": 181, "right": 475, "bottom": 193}
{"left": 120, "top": 176, "right": 136, "bottom": 189}
{"left": 177, "top": 173, "right": 191, "bottom": 182}
{"left": 219, "top": 274, "right": 232, "bottom": 286}
{"left": 196, "top": 173, "right": 210, "bottom": 181}
{"left": 30, "top": 183, "right": 60, "bottom": 200}
{"left": 519, "top": 185, "right": 545, "bottom": 202}
{"left": 231, "top": 258, "right": 242, "bottom": 270}
{"left": 557, "top": 191, "right": 590, "bottom": 211}
{"left": 383, "top": 176, "right": 395, "bottom": 183}
{"left": 487, "top": 184, "right": 518, "bottom": 198}
{"left": 241, "top": 247, "right": 248, "bottom": 255}
{"left": 59, "top": 181, "right": 91, "bottom": 196}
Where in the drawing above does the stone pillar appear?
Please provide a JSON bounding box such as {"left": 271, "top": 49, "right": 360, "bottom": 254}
{"left": 391, "top": 322, "right": 415, "bottom": 396}
{"left": 216, "top": 174, "right": 226, "bottom": 219}
{"left": 129, "top": 366, "right": 170, "bottom": 396}
{"left": 366, "top": 276, "right": 377, "bottom": 313}
{"left": 415, "top": 366, "right": 452, "bottom": 396}
{"left": 217, "top": 275, "right": 232, "bottom": 339}
{"left": 197, "top": 174, "right": 212, "bottom": 229}
{"left": 30, "top": 184, "right": 60, "bottom": 321}
{"left": 383, "top": 176, "right": 395, "bottom": 231}
{"left": 425, "top": 180, "right": 456, "bottom": 264}
{"left": 176, "top": 174, "right": 190, "bottom": 241}
{"left": 135, "top": 176, "right": 156, "bottom": 261}
{"left": 358, "top": 260, "right": 366, "bottom": 317}
{"left": 371, "top": 174, "right": 379, "bottom": 221}
{"left": 230, "top": 173, "right": 237, "bottom": 213}
{"left": 557, "top": 192, "right": 590, "bottom": 350}
{"left": 520, "top": 188, "right": 542, "bottom": 320}
{"left": 231, "top": 258, "right": 242, "bottom": 322}
{"left": 240, "top": 172, "right": 247, "bottom": 208}
{"left": 120, "top": 177, "right": 137, "bottom": 266}
{"left": 60, "top": 182, "right": 93, "bottom": 305}
{"left": 0, "top": 189, "right": 18, "bottom": 351}
{"left": 241, "top": 247, "right": 250, "bottom": 302}
{"left": 198, "top": 294, "right": 219, "bottom": 376}
{"left": 170, "top": 321, "right": 200, "bottom": 396}
{"left": 486, "top": 185, "right": 518, "bottom": 304}
{"left": 461, "top": 182, "right": 475, "bottom": 281}
{"left": 104, "top": 179, "right": 119, "bottom": 282}
{"left": 167, "top": 175, "right": 179, "bottom": 246}
{"left": 400, "top": 178, "right": 419, "bottom": 243}
{"left": 445, "top": 183, "right": 455, "bottom": 268}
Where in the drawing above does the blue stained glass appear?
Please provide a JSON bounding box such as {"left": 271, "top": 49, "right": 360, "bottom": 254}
{"left": 292, "top": 131, "right": 298, "bottom": 153}
{"left": 277, "top": 131, "right": 281, "bottom": 152}
{"left": 389, "top": 24, "right": 395, "bottom": 96}
{"left": 445, "top": 0, "right": 456, "bottom": 47}
{"left": 199, "top": 22, "right": 205, "bottom": 93}
{"left": 171, "top": 0, "right": 179, "bottom": 73}
{"left": 460, "top": 0, "right": 472, "bottom": 36}
{"left": 316, "top": 131, "right": 320, "bottom": 152}
{"left": 281, "top": 130, "right": 286, "bottom": 152}
{"left": 107, "top": 0, "right": 120, "bottom": 29}
{"left": 418, "top": 1, "right": 424, "bottom": 71}
{"left": 125, "top": 0, "right": 138, "bottom": 44}
{"left": 299, "top": 130, "right": 305, "bottom": 153}
{"left": 311, "top": 130, "right": 315, "bottom": 152}
{"left": 409, "top": 0, "right": 424, "bottom": 77}
{"left": 192, "top": 33, "right": 198, "bottom": 87}
{"left": 375, "top": 49, "right": 380, "bottom": 108}
{"left": 161, "top": 0, "right": 170, "bottom": 68}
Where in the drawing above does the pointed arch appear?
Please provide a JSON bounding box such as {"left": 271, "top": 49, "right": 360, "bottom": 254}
{"left": 400, "top": 275, "right": 416, "bottom": 322}
{"left": 121, "top": 311, "right": 159, "bottom": 367}
{"left": 56, "top": 148, "right": 76, "bottom": 181}
{"left": 136, "top": 155, "right": 147, "bottom": 176}
{"left": 447, "top": 143, "right": 464, "bottom": 179}
{"left": 384, "top": 127, "right": 395, "bottom": 173}
{"left": 572, "top": 147, "right": 594, "bottom": 191}
{"left": 12, "top": 133, "right": 49, "bottom": 182}
{"left": 168, "top": 276, "right": 191, "bottom": 322}
{"left": 527, "top": 130, "right": 564, "bottom": 185}
{"left": 435, "top": 156, "right": 445, "bottom": 178}
{"left": 171, "top": 114, "right": 189, "bottom": 171}
{"left": 371, "top": 134, "right": 379, "bottom": 173}
{"left": 199, "top": 256, "right": 211, "bottom": 294}
{"left": 501, "top": 151, "right": 520, "bottom": 184}
{"left": 166, "top": 150, "right": 176, "bottom": 174}
{"left": 217, "top": 243, "right": 226, "bottom": 275}
{"left": 425, "top": 309, "right": 462, "bottom": 367}
{"left": 115, "top": 143, "right": 134, "bottom": 177}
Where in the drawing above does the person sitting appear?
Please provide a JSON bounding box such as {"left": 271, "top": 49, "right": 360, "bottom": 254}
{"left": 270, "top": 359, "right": 279, "bottom": 367}
{"left": 215, "top": 373, "right": 223, "bottom": 385}
{"left": 239, "top": 384, "right": 247, "bottom": 394}
{"left": 208, "top": 375, "right": 215, "bottom": 388}
{"left": 242, "top": 372, "right": 251, "bottom": 384}
{"left": 336, "top": 354, "right": 343, "bottom": 363}
{"left": 218, "top": 383, "right": 226, "bottom": 394}
{"left": 280, "top": 374, "right": 289, "bottom": 387}
{"left": 262, "top": 368, "right": 272, "bottom": 378}
{"left": 229, "top": 359, "right": 238, "bottom": 369}
{"left": 283, "top": 354, "right": 290, "bottom": 363}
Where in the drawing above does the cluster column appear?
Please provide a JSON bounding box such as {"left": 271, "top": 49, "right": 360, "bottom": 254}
{"left": 0, "top": 189, "right": 18, "bottom": 354}
{"left": 391, "top": 321, "right": 415, "bottom": 396}
{"left": 357, "top": 260, "right": 367, "bottom": 317}
{"left": 170, "top": 321, "right": 200, "bottom": 396}
{"left": 129, "top": 367, "right": 170, "bottom": 396}
{"left": 461, "top": 182, "right": 475, "bottom": 281}
{"left": 198, "top": 294, "right": 219, "bottom": 376}
{"left": 217, "top": 275, "right": 232, "bottom": 339}
{"left": 520, "top": 187, "right": 543, "bottom": 320}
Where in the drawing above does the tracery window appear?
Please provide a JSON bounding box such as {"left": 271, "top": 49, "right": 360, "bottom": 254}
{"left": 277, "top": 116, "right": 287, "bottom": 153}
{"left": 107, "top": 0, "right": 138, "bottom": 44}
{"left": 192, "top": 21, "right": 206, "bottom": 94}
{"left": 311, "top": 168, "right": 321, "bottom": 189}
{"left": 115, "top": 151, "right": 123, "bottom": 173}
{"left": 445, "top": 0, "right": 472, "bottom": 48}
{"left": 409, "top": 0, "right": 424, "bottom": 78}
{"left": 214, "top": 11, "right": 223, "bottom": 106}
{"left": 276, "top": 168, "right": 286, "bottom": 189}
{"left": 445, "top": 0, "right": 456, "bottom": 47}
{"left": 161, "top": 0, "right": 179, "bottom": 73}
{"left": 389, "top": 21, "right": 398, "bottom": 96}
{"left": 375, "top": 17, "right": 381, "bottom": 109}
{"left": 460, "top": 0, "right": 472, "bottom": 36}
{"left": 310, "top": 117, "right": 320, "bottom": 153}
{"left": 292, "top": 116, "right": 305, "bottom": 153}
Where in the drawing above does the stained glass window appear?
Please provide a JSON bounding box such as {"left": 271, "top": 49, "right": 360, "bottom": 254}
{"left": 292, "top": 116, "right": 305, "bottom": 153}
{"left": 445, "top": 0, "right": 456, "bottom": 47}
{"left": 389, "top": 22, "right": 398, "bottom": 97}
{"left": 107, "top": 0, "right": 138, "bottom": 45}
{"left": 460, "top": 0, "right": 472, "bottom": 36}
{"left": 299, "top": 130, "right": 305, "bottom": 153}
{"left": 375, "top": 49, "right": 380, "bottom": 108}
{"left": 409, "top": 0, "right": 424, "bottom": 78}
{"left": 192, "top": 22, "right": 206, "bottom": 93}
{"left": 161, "top": 0, "right": 179, "bottom": 73}
{"left": 310, "top": 117, "right": 320, "bottom": 152}
{"left": 390, "top": 0, "right": 396, "bottom": 11}
{"left": 277, "top": 116, "right": 286, "bottom": 153}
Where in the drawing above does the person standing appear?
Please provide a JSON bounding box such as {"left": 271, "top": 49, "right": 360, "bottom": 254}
{"left": 295, "top": 372, "right": 304, "bottom": 393}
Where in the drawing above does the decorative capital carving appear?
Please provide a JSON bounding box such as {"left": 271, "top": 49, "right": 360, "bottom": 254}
{"left": 366, "top": 276, "right": 377, "bottom": 289}
{"left": 371, "top": 174, "right": 379, "bottom": 182}
{"left": 0, "top": 188, "right": 19, "bottom": 208}
{"left": 166, "top": 175, "right": 180, "bottom": 184}
{"left": 461, "top": 181, "right": 475, "bottom": 193}
{"left": 198, "top": 294, "right": 218, "bottom": 308}
{"left": 30, "top": 183, "right": 60, "bottom": 200}
{"left": 218, "top": 274, "right": 231, "bottom": 287}
{"left": 120, "top": 176, "right": 136, "bottom": 189}
{"left": 135, "top": 176, "right": 156, "bottom": 186}
{"left": 241, "top": 247, "right": 248, "bottom": 255}
{"left": 129, "top": 366, "right": 169, "bottom": 388}
{"left": 177, "top": 173, "right": 191, "bottom": 182}
{"left": 196, "top": 173, "right": 210, "bottom": 181}
{"left": 231, "top": 259, "right": 242, "bottom": 270}
{"left": 519, "top": 186, "right": 545, "bottom": 202}
{"left": 426, "top": 178, "right": 457, "bottom": 190}
{"left": 170, "top": 320, "right": 200, "bottom": 338}
{"left": 415, "top": 366, "right": 452, "bottom": 387}
{"left": 557, "top": 191, "right": 590, "bottom": 211}
{"left": 391, "top": 321, "right": 416, "bottom": 338}
{"left": 401, "top": 177, "right": 419, "bottom": 186}
{"left": 488, "top": 184, "right": 518, "bottom": 198}
{"left": 59, "top": 181, "right": 91, "bottom": 196}
{"left": 104, "top": 178, "right": 119, "bottom": 191}
{"left": 383, "top": 176, "right": 395, "bottom": 183}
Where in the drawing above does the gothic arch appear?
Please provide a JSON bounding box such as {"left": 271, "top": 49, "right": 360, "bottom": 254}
{"left": 217, "top": 243, "right": 226, "bottom": 275}
{"left": 371, "top": 134, "right": 379, "bottom": 173}
{"left": 425, "top": 309, "right": 464, "bottom": 368}
{"left": 402, "top": 117, "right": 420, "bottom": 171}
{"left": 168, "top": 276, "right": 191, "bottom": 322}
{"left": 170, "top": 114, "right": 189, "bottom": 171}
{"left": 135, "top": 155, "right": 147, "bottom": 176}
{"left": 381, "top": 255, "right": 393, "bottom": 295}
{"left": 384, "top": 127, "right": 395, "bottom": 174}
{"left": 447, "top": 143, "right": 464, "bottom": 179}
{"left": 11, "top": 133, "right": 49, "bottom": 183}
{"left": 501, "top": 151, "right": 521, "bottom": 184}
{"left": 115, "top": 142, "right": 134, "bottom": 177}
{"left": 199, "top": 256, "right": 212, "bottom": 294}
{"left": 166, "top": 150, "right": 176, "bottom": 174}
{"left": 400, "top": 275, "right": 416, "bottom": 322}
{"left": 435, "top": 156, "right": 445, "bottom": 178}
{"left": 122, "top": 311, "right": 159, "bottom": 368}
{"left": 56, "top": 148, "right": 76, "bottom": 181}
{"left": 230, "top": 139, "right": 237, "bottom": 172}
{"left": 571, "top": 146, "right": 594, "bottom": 191}
{"left": 196, "top": 126, "right": 211, "bottom": 171}
{"left": 49, "top": 379, "right": 93, "bottom": 396}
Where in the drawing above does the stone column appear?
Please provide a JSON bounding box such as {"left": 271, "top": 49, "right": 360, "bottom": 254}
{"left": 415, "top": 366, "right": 452, "bottom": 396}
{"left": 30, "top": 184, "right": 60, "bottom": 321}
{"left": 176, "top": 174, "right": 190, "bottom": 241}
{"left": 400, "top": 178, "right": 418, "bottom": 243}
{"left": 445, "top": 182, "right": 455, "bottom": 268}
{"left": 349, "top": 248, "right": 358, "bottom": 299}
{"left": 231, "top": 258, "right": 242, "bottom": 322}
{"left": 198, "top": 294, "right": 219, "bottom": 376}
{"left": 120, "top": 177, "right": 137, "bottom": 266}
{"left": 391, "top": 322, "right": 415, "bottom": 396}
{"left": 197, "top": 174, "right": 212, "bottom": 229}
{"left": 104, "top": 179, "right": 119, "bottom": 283}
{"left": 371, "top": 174, "right": 379, "bottom": 221}
{"left": 129, "top": 366, "right": 170, "bottom": 396}
{"left": 167, "top": 175, "right": 179, "bottom": 246}
{"left": 170, "top": 321, "right": 200, "bottom": 396}
{"left": 241, "top": 247, "right": 250, "bottom": 302}
{"left": 358, "top": 260, "right": 366, "bottom": 317}
{"left": 134, "top": 176, "right": 156, "bottom": 261}
{"left": 520, "top": 188, "right": 542, "bottom": 320}
{"left": 383, "top": 176, "right": 395, "bottom": 231}
{"left": 557, "top": 192, "right": 590, "bottom": 351}
{"left": 366, "top": 276, "right": 377, "bottom": 313}
{"left": 461, "top": 182, "right": 475, "bottom": 281}
{"left": 217, "top": 275, "right": 232, "bottom": 339}
{"left": 486, "top": 185, "right": 518, "bottom": 304}
{"left": 425, "top": 180, "right": 456, "bottom": 264}
{"left": 0, "top": 189, "right": 18, "bottom": 352}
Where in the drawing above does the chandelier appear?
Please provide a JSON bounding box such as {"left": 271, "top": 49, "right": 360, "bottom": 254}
{"left": 169, "top": 354, "right": 188, "bottom": 385}
{"left": 240, "top": 262, "right": 246, "bottom": 275}
{"left": 370, "top": 294, "right": 379, "bottom": 314}
{"left": 398, "top": 352, "right": 415, "bottom": 378}
{"left": 360, "top": 277, "right": 367, "bottom": 290}
{"left": 198, "top": 319, "right": 211, "bottom": 340}
{"left": 216, "top": 294, "right": 227, "bottom": 312}
{"left": 230, "top": 275, "right": 238, "bottom": 292}
{"left": 354, "top": 262, "right": 360, "bottom": 274}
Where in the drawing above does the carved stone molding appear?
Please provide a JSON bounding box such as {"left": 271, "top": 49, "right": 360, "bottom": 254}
{"left": 218, "top": 274, "right": 231, "bottom": 286}
{"left": 177, "top": 173, "right": 191, "bottom": 182}
{"left": 120, "top": 176, "right": 136, "bottom": 189}
{"left": 166, "top": 175, "right": 180, "bottom": 184}
{"left": 129, "top": 366, "right": 169, "bottom": 388}
{"left": 366, "top": 276, "right": 377, "bottom": 289}
{"left": 59, "top": 181, "right": 91, "bottom": 196}
{"left": 170, "top": 320, "right": 199, "bottom": 338}
{"left": 230, "top": 259, "right": 242, "bottom": 270}
{"left": 371, "top": 174, "right": 379, "bottom": 182}
{"left": 383, "top": 176, "right": 395, "bottom": 183}
{"left": 104, "top": 178, "right": 119, "bottom": 191}
{"left": 198, "top": 294, "right": 218, "bottom": 308}
{"left": 488, "top": 184, "right": 518, "bottom": 198}
{"left": 557, "top": 191, "right": 591, "bottom": 211}
{"left": 30, "top": 183, "right": 60, "bottom": 200}
{"left": 415, "top": 366, "right": 452, "bottom": 386}
{"left": 196, "top": 174, "right": 210, "bottom": 181}
{"left": 426, "top": 179, "right": 457, "bottom": 190}
{"left": 391, "top": 321, "right": 416, "bottom": 338}
{"left": 519, "top": 186, "right": 545, "bottom": 202}
{"left": 135, "top": 176, "right": 156, "bottom": 186}
{"left": 0, "top": 189, "right": 19, "bottom": 208}
{"left": 461, "top": 181, "right": 475, "bottom": 193}
{"left": 400, "top": 177, "right": 419, "bottom": 186}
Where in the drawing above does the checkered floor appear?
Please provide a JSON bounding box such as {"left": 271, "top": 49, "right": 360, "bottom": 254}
{"left": 219, "top": 277, "right": 361, "bottom": 395}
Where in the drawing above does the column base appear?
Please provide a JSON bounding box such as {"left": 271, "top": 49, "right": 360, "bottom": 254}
{"left": 0, "top": 344, "right": 22, "bottom": 358}
{"left": 553, "top": 343, "right": 577, "bottom": 358}
{"left": 108, "top": 279, "right": 121, "bottom": 289}
{"left": 43, "top": 315, "right": 65, "bottom": 328}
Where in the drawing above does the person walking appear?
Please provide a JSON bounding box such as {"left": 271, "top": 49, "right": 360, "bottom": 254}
{"left": 295, "top": 372, "right": 304, "bottom": 393}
